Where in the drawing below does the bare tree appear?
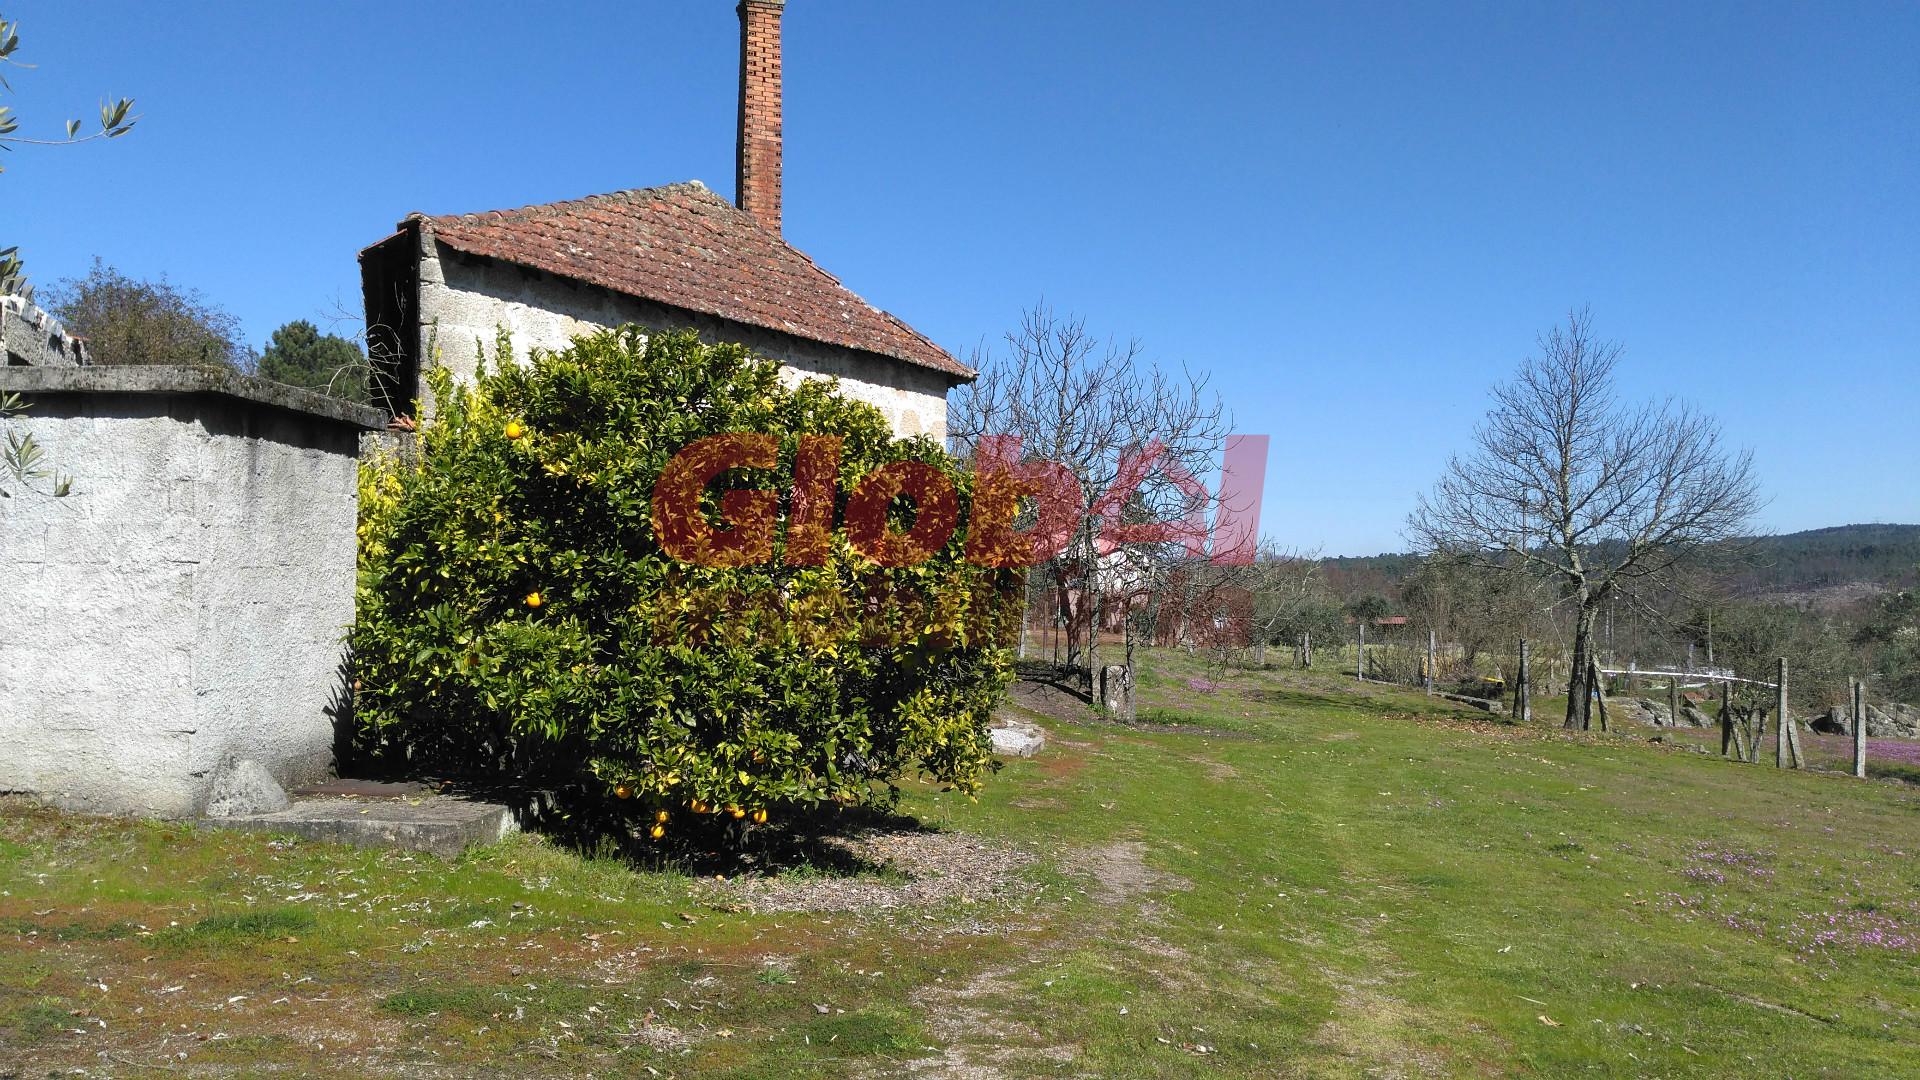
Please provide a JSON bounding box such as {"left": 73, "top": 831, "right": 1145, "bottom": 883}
{"left": 1407, "top": 310, "right": 1762, "bottom": 730}
{"left": 950, "top": 305, "right": 1229, "bottom": 706}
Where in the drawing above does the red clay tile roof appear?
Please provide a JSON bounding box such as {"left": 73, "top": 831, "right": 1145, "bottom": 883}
{"left": 409, "top": 182, "right": 972, "bottom": 380}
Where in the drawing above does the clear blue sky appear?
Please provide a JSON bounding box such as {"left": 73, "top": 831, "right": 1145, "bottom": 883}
{"left": 8, "top": 1, "right": 1916, "bottom": 555}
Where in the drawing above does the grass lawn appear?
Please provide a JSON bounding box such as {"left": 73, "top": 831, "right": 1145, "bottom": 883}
{"left": 4, "top": 649, "right": 1917, "bottom": 1077}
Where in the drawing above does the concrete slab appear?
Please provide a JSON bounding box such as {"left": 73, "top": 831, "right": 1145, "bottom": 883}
{"left": 990, "top": 718, "right": 1047, "bottom": 758}
{"left": 209, "top": 794, "right": 517, "bottom": 859}
{"left": 292, "top": 778, "right": 440, "bottom": 799}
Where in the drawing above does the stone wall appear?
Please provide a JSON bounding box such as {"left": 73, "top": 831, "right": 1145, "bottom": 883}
{"left": 0, "top": 367, "right": 383, "bottom": 816}
{"left": 415, "top": 240, "right": 954, "bottom": 441}
{"left": 2, "top": 295, "right": 89, "bottom": 367}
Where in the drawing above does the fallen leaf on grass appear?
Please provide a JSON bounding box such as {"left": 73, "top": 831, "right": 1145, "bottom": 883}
{"left": 1538, "top": 1015, "right": 1561, "bottom": 1027}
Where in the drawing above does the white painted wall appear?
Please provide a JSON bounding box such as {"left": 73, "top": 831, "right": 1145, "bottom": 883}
{"left": 0, "top": 387, "right": 364, "bottom": 816}
{"left": 414, "top": 239, "right": 955, "bottom": 441}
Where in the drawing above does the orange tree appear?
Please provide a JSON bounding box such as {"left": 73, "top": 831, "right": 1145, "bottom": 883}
{"left": 351, "top": 328, "right": 1016, "bottom": 842}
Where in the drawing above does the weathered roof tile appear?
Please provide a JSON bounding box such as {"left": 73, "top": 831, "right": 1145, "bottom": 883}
{"left": 408, "top": 182, "right": 971, "bottom": 381}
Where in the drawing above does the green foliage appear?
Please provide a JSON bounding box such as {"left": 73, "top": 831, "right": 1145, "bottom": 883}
{"left": 1344, "top": 593, "right": 1393, "bottom": 623}
{"left": 0, "top": 390, "right": 69, "bottom": 499}
{"left": 350, "top": 327, "right": 1016, "bottom": 839}
{"left": 1855, "top": 587, "right": 1920, "bottom": 703}
{"left": 0, "top": 15, "right": 138, "bottom": 298}
{"left": 1262, "top": 595, "right": 1345, "bottom": 649}
{"left": 45, "top": 260, "right": 246, "bottom": 369}
{"left": 1707, "top": 599, "right": 1856, "bottom": 707}
{"left": 256, "top": 319, "right": 369, "bottom": 402}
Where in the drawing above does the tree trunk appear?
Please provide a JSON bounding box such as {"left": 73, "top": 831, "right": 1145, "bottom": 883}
{"left": 1590, "top": 655, "right": 1611, "bottom": 732}
{"left": 1056, "top": 571, "right": 1080, "bottom": 671}
{"left": 1564, "top": 604, "right": 1599, "bottom": 730}
{"left": 1082, "top": 535, "right": 1101, "bottom": 696}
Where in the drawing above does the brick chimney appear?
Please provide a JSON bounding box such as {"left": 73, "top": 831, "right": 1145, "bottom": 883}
{"left": 736, "top": 0, "right": 785, "bottom": 234}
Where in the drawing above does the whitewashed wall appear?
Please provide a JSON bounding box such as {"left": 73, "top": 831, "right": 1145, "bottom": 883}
{"left": 0, "top": 369, "right": 378, "bottom": 816}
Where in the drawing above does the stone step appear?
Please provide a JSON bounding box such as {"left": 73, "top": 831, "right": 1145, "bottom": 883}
{"left": 209, "top": 794, "right": 517, "bottom": 859}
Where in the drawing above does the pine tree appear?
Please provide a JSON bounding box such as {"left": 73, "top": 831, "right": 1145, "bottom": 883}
{"left": 256, "top": 320, "right": 368, "bottom": 402}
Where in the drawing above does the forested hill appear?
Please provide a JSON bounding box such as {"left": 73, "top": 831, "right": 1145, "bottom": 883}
{"left": 1730, "top": 524, "right": 1920, "bottom": 592}
{"left": 1322, "top": 524, "right": 1920, "bottom": 600}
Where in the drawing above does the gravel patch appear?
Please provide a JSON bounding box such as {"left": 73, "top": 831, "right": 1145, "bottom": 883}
{"left": 719, "top": 829, "right": 1040, "bottom": 914}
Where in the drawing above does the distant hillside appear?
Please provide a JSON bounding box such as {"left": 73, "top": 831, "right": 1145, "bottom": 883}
{"left": 1322, "top": 524, "right": 1920, "bottom": 603}
{"left": 1732, "top": 524, "right": 1920, "bottom": 593}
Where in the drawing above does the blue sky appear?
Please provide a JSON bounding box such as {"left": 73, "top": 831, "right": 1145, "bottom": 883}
{"left": 7, "top": 1, "right": 1916, "bottom": 555}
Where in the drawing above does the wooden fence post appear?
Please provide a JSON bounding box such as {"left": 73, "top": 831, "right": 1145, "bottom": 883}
{"left": 1515, "top": 639, "right": 1532, "bottom": 722}
{"left": 1357, "top": 623, "right": 1366, "bottom": 682}
{"left": 1628, "top": 660, "right": 1637, "bottom": 694}
{"left": 1303, "top": 631, "right": 1312, "bottom": 669}
{"left": 1425, "top": 630, "right": 1436, "bottom": 695}
{"left": 1668, "top": 677, "right": 1680, "bottom": 729}
{"left": 1719, "top": 679, "right": 1733, "bottom": 757}
{"left": 1774, "top": 658, "right": 1790, "bottom": 768}
{"left": 1853, "top": 679, "right": 1868, "bottom": 779}
{"left": 1784, "top": 660, "right": 1804, "bottom": 768}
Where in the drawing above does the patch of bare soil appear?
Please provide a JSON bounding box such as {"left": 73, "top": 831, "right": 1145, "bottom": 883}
{"left": 1307, "top": 910, "right": 1453, "bottom": 1077}
{"left": 896, "top": 841, "right": 1193, "bottom": 1078}
{"left": 1064, "top": 840, "right": 1187, "bottom": 905}
{"left": 1193, "top": 756, "right": 1240, "bottom": 781}
{"left": 897, "top": 962, "right": 1079, "bottom": 1080}
{"left": 1311, "top": 969, "right": 1449, "bottom": 1080}
{"left": 718, "top": 829, "right": 1040, "bottom": 915}
{"left": 1007, "top": 677, "right": 1094, "bottom": 725}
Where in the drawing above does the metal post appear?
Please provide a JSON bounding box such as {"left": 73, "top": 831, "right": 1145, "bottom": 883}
{"left": 1853, "top": 678, "right": 1868, "bottom": 779}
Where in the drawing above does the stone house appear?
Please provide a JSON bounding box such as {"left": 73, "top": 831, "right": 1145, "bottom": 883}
{"left": 358, "top": 0, "right": 971, "bottom": 441}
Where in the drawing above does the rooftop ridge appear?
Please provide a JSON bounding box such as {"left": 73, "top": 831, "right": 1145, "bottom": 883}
{"left": 403, "top": 183, "right": 974, "bottom": 380}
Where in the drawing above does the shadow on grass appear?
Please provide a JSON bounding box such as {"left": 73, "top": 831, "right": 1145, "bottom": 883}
{"left": 483, "top": 789, "right": 936, "bottom": 880}
{"left": 1243, "top": 684, "right": 1447, "bottom": 718}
